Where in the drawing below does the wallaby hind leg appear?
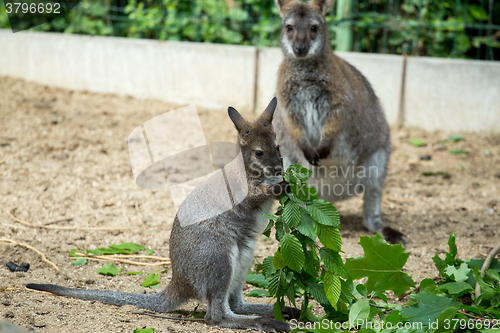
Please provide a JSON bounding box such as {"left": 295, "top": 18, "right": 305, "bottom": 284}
{"left": 362, "top": 149, "right": 406, "bottom": 245}
{"left": 229, "top": 287, "right": 301, "bottom": 319}
{"left": 206, "top": 292, "right": 291, "bottom": 332}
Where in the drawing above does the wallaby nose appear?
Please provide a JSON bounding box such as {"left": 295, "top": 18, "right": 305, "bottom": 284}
{"left": 294, "top": 43, "right": 308, "bottom": 57}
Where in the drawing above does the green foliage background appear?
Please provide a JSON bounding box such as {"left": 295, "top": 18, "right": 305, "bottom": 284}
{"left": 0, "top": 0, "right": 499, "bottom": 60}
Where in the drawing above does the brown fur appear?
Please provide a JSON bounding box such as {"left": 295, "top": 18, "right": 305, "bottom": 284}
{"left": 273, "top": 0, "right": 405, "bottom": 244}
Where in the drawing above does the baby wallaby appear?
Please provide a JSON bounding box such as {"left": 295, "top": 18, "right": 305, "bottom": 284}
{"left": 272, "top": 0, "right": 405, "bottom": 244}
{"left": 27, "top": 98, "right": 299, "bottom": 332}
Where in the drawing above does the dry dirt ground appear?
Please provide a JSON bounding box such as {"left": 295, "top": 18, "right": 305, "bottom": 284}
{"left": 0, "top": 76, "right": 499, "bottom": 333}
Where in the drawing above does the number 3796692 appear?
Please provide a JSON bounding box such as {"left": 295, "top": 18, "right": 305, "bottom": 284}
{"left": 6, "top": 2, "right": 61, "bottom": 14}
{"left": 444, "top": 318, "right": 499, "bottom": 330}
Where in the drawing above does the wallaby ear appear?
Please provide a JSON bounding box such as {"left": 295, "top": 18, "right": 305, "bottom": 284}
{"left": 275, "top": 0, "right": 294, "bottom": 17}
{"left": 260, "top": 97, "right": 277, "bottom": 124}
{"left": 228, "top": 106, "right": 248, "bottom": 132}
{"left": 310, "top": 0, "right": 335, "bottom": 16}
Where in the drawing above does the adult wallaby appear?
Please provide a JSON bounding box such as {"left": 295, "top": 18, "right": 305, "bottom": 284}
{"left": 27, "top": 98, "right": 299, "bottom": 333}
{"left": 272, "top": 0, "right": 405, "bottom": 244}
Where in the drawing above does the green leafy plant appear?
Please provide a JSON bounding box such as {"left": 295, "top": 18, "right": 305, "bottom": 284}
{"left": 141, "top": 272, "right": 161, "bottom": 289}
{"left": 259, "top": 164, "right": 352, "bottom": 322}
{"left": 450, "top": 148, "right": 469, "bottom": 155}
{"left": 409, "top": 137, "right": 427, "bottom": 147}
{"left": 97, "top": 262, "right": 121, "bottom": 276}
{"left": 133, "top": 328, "right": 155, "bottom": 333}
{"left": 69, "top": 242, "right": 154, "bottom": 266}
{"left": 247, "top": 164, "right": 499, "bottom": 332}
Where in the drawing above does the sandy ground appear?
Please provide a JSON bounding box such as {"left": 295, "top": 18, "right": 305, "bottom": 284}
{"left": 0, "top": 76, "right": 499, "bottom": 333}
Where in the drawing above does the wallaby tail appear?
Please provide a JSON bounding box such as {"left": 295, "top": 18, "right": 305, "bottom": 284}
{"left": 26, "top": 283, "right": 175, "bottom": 313}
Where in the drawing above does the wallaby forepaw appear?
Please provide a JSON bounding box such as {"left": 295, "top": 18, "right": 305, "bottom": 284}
{"left": 382, "top": 227, "right": 407, "bottom": 245}
{"left": 303, "top": 149, "right": 319, "bottom": 166}
{"left": 254, "top": 317, "right": 291, "bottom": 333}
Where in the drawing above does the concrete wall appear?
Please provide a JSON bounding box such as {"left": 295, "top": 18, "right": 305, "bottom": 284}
{"left": 1, "top": 29, "right": 499, "bottom": 132}
{"left": 0, "top": 30, "right": 257, "bottom": 111}
{"left": 404, "top": 57, "right": 500, "bottom": 132}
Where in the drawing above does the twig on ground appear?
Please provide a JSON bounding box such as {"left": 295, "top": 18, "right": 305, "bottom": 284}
{"left": 1, "top": 283, "right": 20, "bottom": 291}
{"left": 0, "top": 147, "right": 29, "bottom": 165}
{"left": 0, "top": 238, "right": 59, "bottom": 271}
{"left": 475, "top": 244, "right": 500, "bottom": 299}
{"left": 7, "top": 208, "right": 160, "bottom": 231}
{"left": 71, "top": 252, "right": 170, "bottom": 266}
{"left": 132, "top": 311, "right": 204, "bottom": 321}
{"left": 476, "top": 246, "right": 489, "bottom": 258}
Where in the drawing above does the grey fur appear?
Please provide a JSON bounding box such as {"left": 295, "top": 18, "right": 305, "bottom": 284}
{"left": 26, "top": 98, "right": 299, "bottom": 332}
{"left": 273, "top": 0, "right": 405, "bottom": 244}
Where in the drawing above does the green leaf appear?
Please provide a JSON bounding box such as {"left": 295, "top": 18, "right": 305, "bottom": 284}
{"left": 133, "top": 328, "right": 154, "bottom": 333}
{"left": 400, "top": 293, "right": 461, "bottom": 325}
{"left": 409, "top": 137, "right": 426, "bottom": 147}
{"left": 445, "top": 263, "right": 471, "bottom": 282}
{"left": 313, "top": 222, "right": 342, "bottom": 252}
{"left": 437, "top": 282, "right": 473, "bottom": 295}
{"left": 246, "top": 272, "right": 269, "bottom": 288}
{"left": 307, "top": 200, "right": 340, "bottom": 227}
{"left": 445, "top": 134, "right": 465, "bottom": 142}
{"left": 319, "top": 247, "right": 350, "bottom": 279}
{"left": 283, "top": 201, "right": 301, "bottom": 229}
{"left": 356, "top": 284, "right": 368, "bottom": 298}
{"left": 146, "top": 250, "right": 154, "bottom": 255}
{"left": 97, "top": 263, "right": 121, "bottom": 276}
{"left": 323, "top": 271, "right": 341, "bottom": 310}
{"left": 305, "top": 282, "right": 330, "bottom": 306}
{"left": 297, "top": 207, "right": 316, "bottom": 241}
{"left": 284, "top": 164, "right": 313, "bottom": 183}
{"left": 384, "top": 309, "right": 404, "bottom": 325}
{"left": 110, "top": 242, "right": 146, "bottom": 253}
{"left": 262, "top": 256, "right": 276, "bottom": 277}
{"left": 485, "top": 269, "right": 500, "bottom": 283}
{"left": 274, "top": 217, "right": 285, "bottom": 242}
{"left": 289, "top": 183, "right": 317, "bottom": 203}
{"left": 273, "top": 251, "right": 286, "bottom": 270}
{"left": 370, "top": 279, "right": 388, "bottom": 303}
{"left": 263, "top": 214, "right": 277, "bottom": 220}
{"left": 419, "top": 278, "right": 437, "bottom": 293}
{"left": 434, "top": 306, "right": 458, "bottom": 332}
{"left": 69, "top": 249, "right": 83, "bottom": 257}
{"left": 141, "top": 273, "right": 160, "bottom": 287}
{"left": 472, "top": 266, "right": 497, "bottom": 299}
{"left": 449, "top": 148, "right": 469, "bottom": 155}
{"left": 245, "top": 289, "right": 270, "bottom": 297}
{"left": 273, "top": 300, "right": 286, "bottom": 322}
{"left": 72, "top": 258, "right": 87, "bottom": 266}
{"left": 280, "top": 234, "right": 305, "bottom": 272}
{"left": 345, "top": 234, "right": 415, "bottom": 296}
{"left": 348, "top": 299, "right": 371, "bottom": 325}
{"left": 468, "top": 4, "right": 488, "bottom": 21}
{"left": 269, "top": 271, "right": 286, "bottom": 298}
{"left": 127, "top": 271, "right": 145, "bottom": 275}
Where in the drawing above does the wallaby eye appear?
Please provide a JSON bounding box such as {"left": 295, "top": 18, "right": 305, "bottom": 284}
{"left": 276, "top": 145, "right": 280, "bottom": 151}
{"left": 311, "top": 25, "right": 318, "bottom": 32}
{"left": 286, "top": 25, "right": 293, "bottom": 32}
{"left": 255, "top": 150, "right": 264, "bottom": 157}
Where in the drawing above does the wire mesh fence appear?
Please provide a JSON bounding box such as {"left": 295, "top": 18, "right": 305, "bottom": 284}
{"left": 1, "top": 0, "right": 499, "bottom": 60}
